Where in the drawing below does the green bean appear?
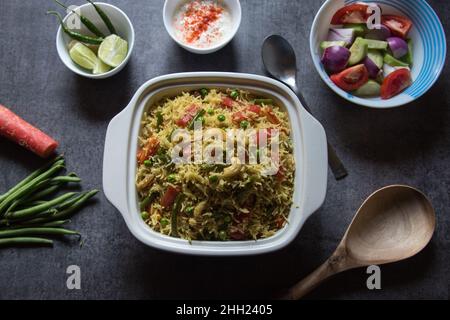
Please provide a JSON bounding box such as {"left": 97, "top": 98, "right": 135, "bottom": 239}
{"left": 53, "top": 0, "right": 105, "bottom": 37}
{"left": 24, "top": 190, "right": 99, "bottom": 224}
{"left": 171, "top": 194, "right": 183, "bottom": 237}
{"left": 22, "top": 185, "right": 61, "bottom": 204}
{"left": 37, "top": 220, "right": 71, "bottom": 227}
{"left": 49, "top": 173, "right": 81, "bottom": 184}
{"left": 156, "top": 112, "right": 163, "bottom": 131}
{"left": 47, "top": 11, "right": 103, "bottom": 45}
{"left": 0, "top": 227, "right": 79, "bottom": 238}
{"left": 6, "top": 192, "right": 77, "bottom": 220}
{"left": 140, "top": 192, "right": 158, "bottom": 211}
{"left": 0, "top": 155, "right": 63, "bottom": 204}
{"left": 253, "top": 99, "right": 273, "bottom": 106}
{"left": 1, "top": 220, "right": 70, "bottom": 229}
{"left": 86, "top": 0, "right": 117, "bottom": 34}
{"left": 188, "top": 109, "right": 206, "bottom": 130}
{"left": 0, "top": 237, "right": 53, "bottom": 247}
{"left": 0, "top": 161, "right": 65, "bottom": 216}
{"left": 55, "top": 192, "right": 86, "bottom": 211}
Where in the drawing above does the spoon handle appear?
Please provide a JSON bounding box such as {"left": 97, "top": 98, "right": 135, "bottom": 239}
{"left": 283, "top": 245, "right": 352, "bottom": 299}
{"left": 290, "top": 85, "right": 348, "bottom": 180}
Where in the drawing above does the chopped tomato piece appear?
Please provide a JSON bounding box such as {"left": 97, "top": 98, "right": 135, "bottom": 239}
{"left": 382, "top": 15, "right": 413, "bottom": 38}
{"left": 137, "top": 136, "right": 160, "bottom": 164}
{"left": 221, "top": 97, "right": 234, "bottom": 109}
{"left": 275, "top": 216, "right": 286, "bottom": 228}
{"left": 331, "top": 3, "right": 370, "bottom": 24}
{"left": 161, "top": 186, "right": 180, "bottom": 208}
{"left": 381, "top": 68, "right": 412, "bottom": 99}
{"left": 247, "top": 104, "right": 262, "bottom": 114}
{"left": 229, "top": 227, "right": 246, "bottom": 240}
{"left": 275, "top": 166, "right": 285, "bottom": 182}
{"left": 263, "top": 108, "right": 280, "bottom": 125}
{"left": 330, "top": 64, "right": 369, "bottom": 92}
{"left": 232, "top": 111, "right": 247, "bottom": 123}
{"left": 176, "top": 104, "right": 198, "bottom": 127}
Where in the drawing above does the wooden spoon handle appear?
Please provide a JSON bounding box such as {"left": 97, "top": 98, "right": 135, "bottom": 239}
{"left": 283, "top": 259, "right": 337, "bottom": 300}
{"left": 283, "top": 246, "right": 352, "bottom": 300}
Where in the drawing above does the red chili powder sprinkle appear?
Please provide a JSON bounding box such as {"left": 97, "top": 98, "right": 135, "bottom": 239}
{"left": 182, "top": 1, "right": 224, "bottom": 44}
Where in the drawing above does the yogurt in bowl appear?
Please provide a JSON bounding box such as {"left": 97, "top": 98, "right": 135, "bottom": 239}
{"left": 164, "top": 0, "right": 241, "bottom": 54}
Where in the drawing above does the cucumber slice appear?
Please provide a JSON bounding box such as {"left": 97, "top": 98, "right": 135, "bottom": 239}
{"left": 354, "top": 80, "right": 381, "bottom": 97}
{"left": 384, "top": 53, "right": 410, "bottom": 67}
{"left": 363, "top": 39, "right": 388, "bottom": 50}
{"left": 344, "top": 24, "right": 368, "bottom": 37}
{"left": 400, "top": 39, "right": 414, "bottom": 66}
{"left": 368, "top": 50, "right": 384, "bottom": 69}
{"left": 320, "top": 41, "right": 347, "bottom": 50}
{"left": 348, "top": 37, "right": 368, "bottom": 66}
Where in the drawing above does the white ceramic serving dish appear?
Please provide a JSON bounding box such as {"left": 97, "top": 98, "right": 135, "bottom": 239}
{"left": 103, "top": 72, "right": 328, "bottom": 256}
{"left": 310, "top": 0, "right": 446, "bottom": 108}
{"left": 56, "top": 2, "right": 135, "bottom": 79}
{"left": 163, "top": 0, "right": 242, "bottom": 54}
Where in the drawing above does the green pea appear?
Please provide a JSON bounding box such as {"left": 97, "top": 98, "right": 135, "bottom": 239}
{"left": 167, "top": 174, "right": 177, "bottom": 183}
{"left": 186, "top": 206, "right": 194, "bottom": 215}
{"left": 217, "top": 115, "right": 226, "bottom": 122}
{"left": 141, "top": 211, "right": 149, "bottom": 220}
{"left": 200, "top": 88, "right": 209, "bottom": 98}
{"left": 207, "top": 108, "right": 214, "bottom": 115}
{"left": 240, "top": 120, "right": 249, "bottom": 129}
{"left": 209, "top": 175, "right": 219, "bottom": 183}
{"left": 219, "top": 230, "right": 227, "bottom": 240}
{"left": 160, "top": 218, "right": 169, "bottom": 227}
{"left": 144, "top": 160, "right": 152, "bottom": 167}
{"left": 230, "top": 90, "right": 239, "bottom": 100}
{"left": 224, "top": 215, "right": 232, "bottom": 223}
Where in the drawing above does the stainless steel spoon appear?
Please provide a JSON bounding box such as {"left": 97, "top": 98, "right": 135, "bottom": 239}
{"left": 283, "top": 185, "right": 436, "bottom": 299}
{"left": 262, "top": 34, "right": 348, "bottom": 180}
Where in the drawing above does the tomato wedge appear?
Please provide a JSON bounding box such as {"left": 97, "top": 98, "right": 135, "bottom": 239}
{"left": 331, "top": 3, "right": 370, "bottom": 24}
{"left": 221, "top": 97, "right": 234, "bottom": 109}
{"left": 330, "top": 64, "right": 369, "bottom": 92}
{"left": 161, "top": 186, "right": 180, "bottom": 208}
{"left": 176, "top": 104, "right": 198, "bottom": 127}
{"left": 381, "top": 68, "right": 412, "bottom": 99}
{"left": 247, "top": 104, "right": 262, "bottom": 114}
{"left": 382, "top": 15, "right": 412, "bottom": 38}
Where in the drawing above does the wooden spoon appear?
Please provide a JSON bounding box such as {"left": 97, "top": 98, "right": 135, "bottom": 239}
{"left": 284, "top": 185, "right": 436, "bottom": 300}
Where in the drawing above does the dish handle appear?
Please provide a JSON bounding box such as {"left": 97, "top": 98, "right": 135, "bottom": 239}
{"left": 300, "top": 111, "right": 328, "bottom": 218}
{"left": 102, "top": 109, "right": 132, "bottom": 215}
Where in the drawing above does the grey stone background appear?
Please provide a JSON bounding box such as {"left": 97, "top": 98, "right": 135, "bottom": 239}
{"left": 0, "top": 0, "right": 448, "bottom": 300}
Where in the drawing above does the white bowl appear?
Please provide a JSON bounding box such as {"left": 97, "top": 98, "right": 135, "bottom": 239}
{"left": 55, "top": 2, "right": 135, "bottom": 79}
{"left": 103, "top": 72, "right": 328, "bottom": 256}
{"left": 163, "top": 0, "right": 242, "bottom": 54}
{"left": 310, "top": 0, "right": 446, "bottom": 108}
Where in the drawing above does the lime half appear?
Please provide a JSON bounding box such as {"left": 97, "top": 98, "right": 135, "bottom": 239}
{"left": 69, "top": 42, "right": 98, "bottom": 70}
{"left": 93, "top": 59, "right": 112, "bottom": 75}
{"left": 98, "top": 35, "right": 128, "bottom": 68}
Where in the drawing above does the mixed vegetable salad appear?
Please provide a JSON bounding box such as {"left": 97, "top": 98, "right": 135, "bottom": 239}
{"left": 320, "top": 3, "right": 414, "bottom": 99}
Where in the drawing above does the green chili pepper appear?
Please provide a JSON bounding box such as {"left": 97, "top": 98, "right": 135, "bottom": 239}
{"left": 53, "top": 0, "right": 105, "bottom": 38}
{"left": 47, "top": 11, "right": 103, "bottom": 45}
{"left": 86, "top": 0, "right": 117, "bottom": 34}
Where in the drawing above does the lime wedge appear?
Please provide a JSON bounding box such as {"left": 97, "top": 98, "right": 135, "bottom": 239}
{"left": 93, "top": 58, "right": 112, "bottom": 74}
{"left": 69, "top": 42, "right": 98, "bottom": 70}
{"left": 98, "top": 35, "right": 128, "bottom": 68}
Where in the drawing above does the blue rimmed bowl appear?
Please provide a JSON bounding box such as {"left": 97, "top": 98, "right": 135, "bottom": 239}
{"left": 310, "top": 0, "right": 446, "bottom": 108}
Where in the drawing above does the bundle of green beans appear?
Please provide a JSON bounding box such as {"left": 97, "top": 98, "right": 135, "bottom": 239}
{"left": 0, "top": 155, "right": 98, "bottom": 248}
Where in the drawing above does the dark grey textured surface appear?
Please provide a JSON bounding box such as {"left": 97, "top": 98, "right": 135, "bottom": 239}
{"left": 0, "top": 0, "right": 449, "bottom": 300}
